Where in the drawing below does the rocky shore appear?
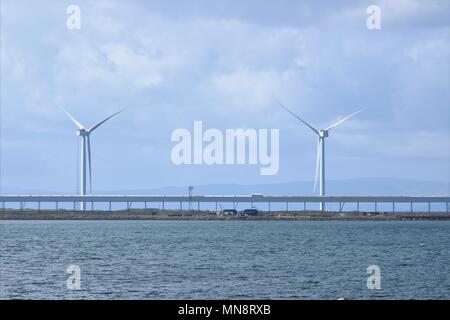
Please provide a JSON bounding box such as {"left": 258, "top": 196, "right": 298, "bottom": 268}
{"left": 1, "top": 209, "right": 450, "bottom": 221}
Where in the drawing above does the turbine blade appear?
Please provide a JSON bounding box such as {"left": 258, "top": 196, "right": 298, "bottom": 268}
{"left": 278, "top": 102, "right": 319, "bottom": 135}
{"left": 88, "top": 108, "right": 126, "bottom": 133}
{"left": 87, "top": 135, "right": 92, "bottom": 193}
{"left": 313, "top": 139, "right": 321, "bottom": 193}
{"left": 325, "top": 109, "right": 363, "bottom": 131}
{"left": 60, "top": 107, "right": 85, "bottom": 130}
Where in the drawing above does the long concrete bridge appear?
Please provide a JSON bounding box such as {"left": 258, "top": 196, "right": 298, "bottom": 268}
{"left": 1, "top": 195, "right": 449, "bottom": 213}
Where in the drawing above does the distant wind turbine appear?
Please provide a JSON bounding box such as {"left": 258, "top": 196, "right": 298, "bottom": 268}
{"left": 61, "top": 108, "right": 125, "bottom": 210}
{"left": 279, "top": 102, "right": 362, "bottom": 211}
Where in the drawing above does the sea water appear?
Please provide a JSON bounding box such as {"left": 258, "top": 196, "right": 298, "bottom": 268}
{"left": 0, "top": 220, "right": 449, "bottom": 299}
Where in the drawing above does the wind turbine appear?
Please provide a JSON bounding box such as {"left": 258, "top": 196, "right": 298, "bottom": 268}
{"left": 61, "top": 108, "right": 125, "bottom": 210}
{"left": 279, "top": 102, "right": 362, "bottom": 211}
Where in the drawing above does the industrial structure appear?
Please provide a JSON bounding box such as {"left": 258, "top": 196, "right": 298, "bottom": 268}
{"left": 1, "top": 106, "right": 446, "bottom": 216}
{"left": 1, "top": 195, "right": 449, "bottom": 214}
{"left": 61, "top": 108, "right": 125, "bottom": 210}
{"left": 279, "top": 103, "right": 362, "bottom": 211}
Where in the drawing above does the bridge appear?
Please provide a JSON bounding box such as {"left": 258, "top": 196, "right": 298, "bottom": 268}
{"left": 0, "top": 195, "right": 449, "bottom": 213}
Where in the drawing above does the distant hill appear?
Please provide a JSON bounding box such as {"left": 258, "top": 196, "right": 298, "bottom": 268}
{"left": 106, "top": 178, "right": 450, "bottom": 196}
{"left": 3, "top": 178, "right": 448, "bottom": 196}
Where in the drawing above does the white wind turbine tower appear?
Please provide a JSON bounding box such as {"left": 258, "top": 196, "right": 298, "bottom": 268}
{"left": 61, "top": 108, "right": 125, "bottom": 210}
{"left": 279, "top": 103, "right": 362, "bottom": 211}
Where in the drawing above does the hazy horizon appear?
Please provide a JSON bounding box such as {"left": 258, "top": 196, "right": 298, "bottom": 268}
{"left": 3, "top": 177, "right": 449, "bottom": 196}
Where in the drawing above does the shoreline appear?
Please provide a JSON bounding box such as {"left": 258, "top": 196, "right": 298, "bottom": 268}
{"left": 1, "top": 210, "right": 450, "bottom": 221}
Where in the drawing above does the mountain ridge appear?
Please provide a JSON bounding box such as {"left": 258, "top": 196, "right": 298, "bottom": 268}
{"left": 2, "top": 177, "right": 449, "bottom": 196}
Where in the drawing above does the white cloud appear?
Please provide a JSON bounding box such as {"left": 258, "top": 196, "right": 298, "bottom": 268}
{"left": 1, "top": 0, "right": 448, "bottom": 188}
{"left": 380, "top": 0, "right": 446, "bottom": 26}
{"left": 407, "top": 39, "right": 449, "bottom": 62}
{"left": 207, "top": 69, "right": 300, "bottom": 113}
{"left": 334, "top": 130, "right": 449, "bottom": 159}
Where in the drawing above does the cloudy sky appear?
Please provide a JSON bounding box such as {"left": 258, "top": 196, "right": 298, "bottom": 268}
{"left": 0, "top": 0, "right": 449, "bottom": 193}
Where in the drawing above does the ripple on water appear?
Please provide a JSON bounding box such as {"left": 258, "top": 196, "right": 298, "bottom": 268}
{"left": 0, "top": 220, "right": 449, "bottom": 299}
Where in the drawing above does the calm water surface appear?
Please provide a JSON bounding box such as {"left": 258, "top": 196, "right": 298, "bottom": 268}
{"left": 0, "top": 220, "right": 449, "bottom": 299}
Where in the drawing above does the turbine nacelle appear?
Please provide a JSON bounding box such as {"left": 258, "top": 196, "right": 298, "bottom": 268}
{"left": 76, "top": 129, "right": 89, "bottom": 136}
{"left": 319, "top": 130, "right": 329, "bottom": 138}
